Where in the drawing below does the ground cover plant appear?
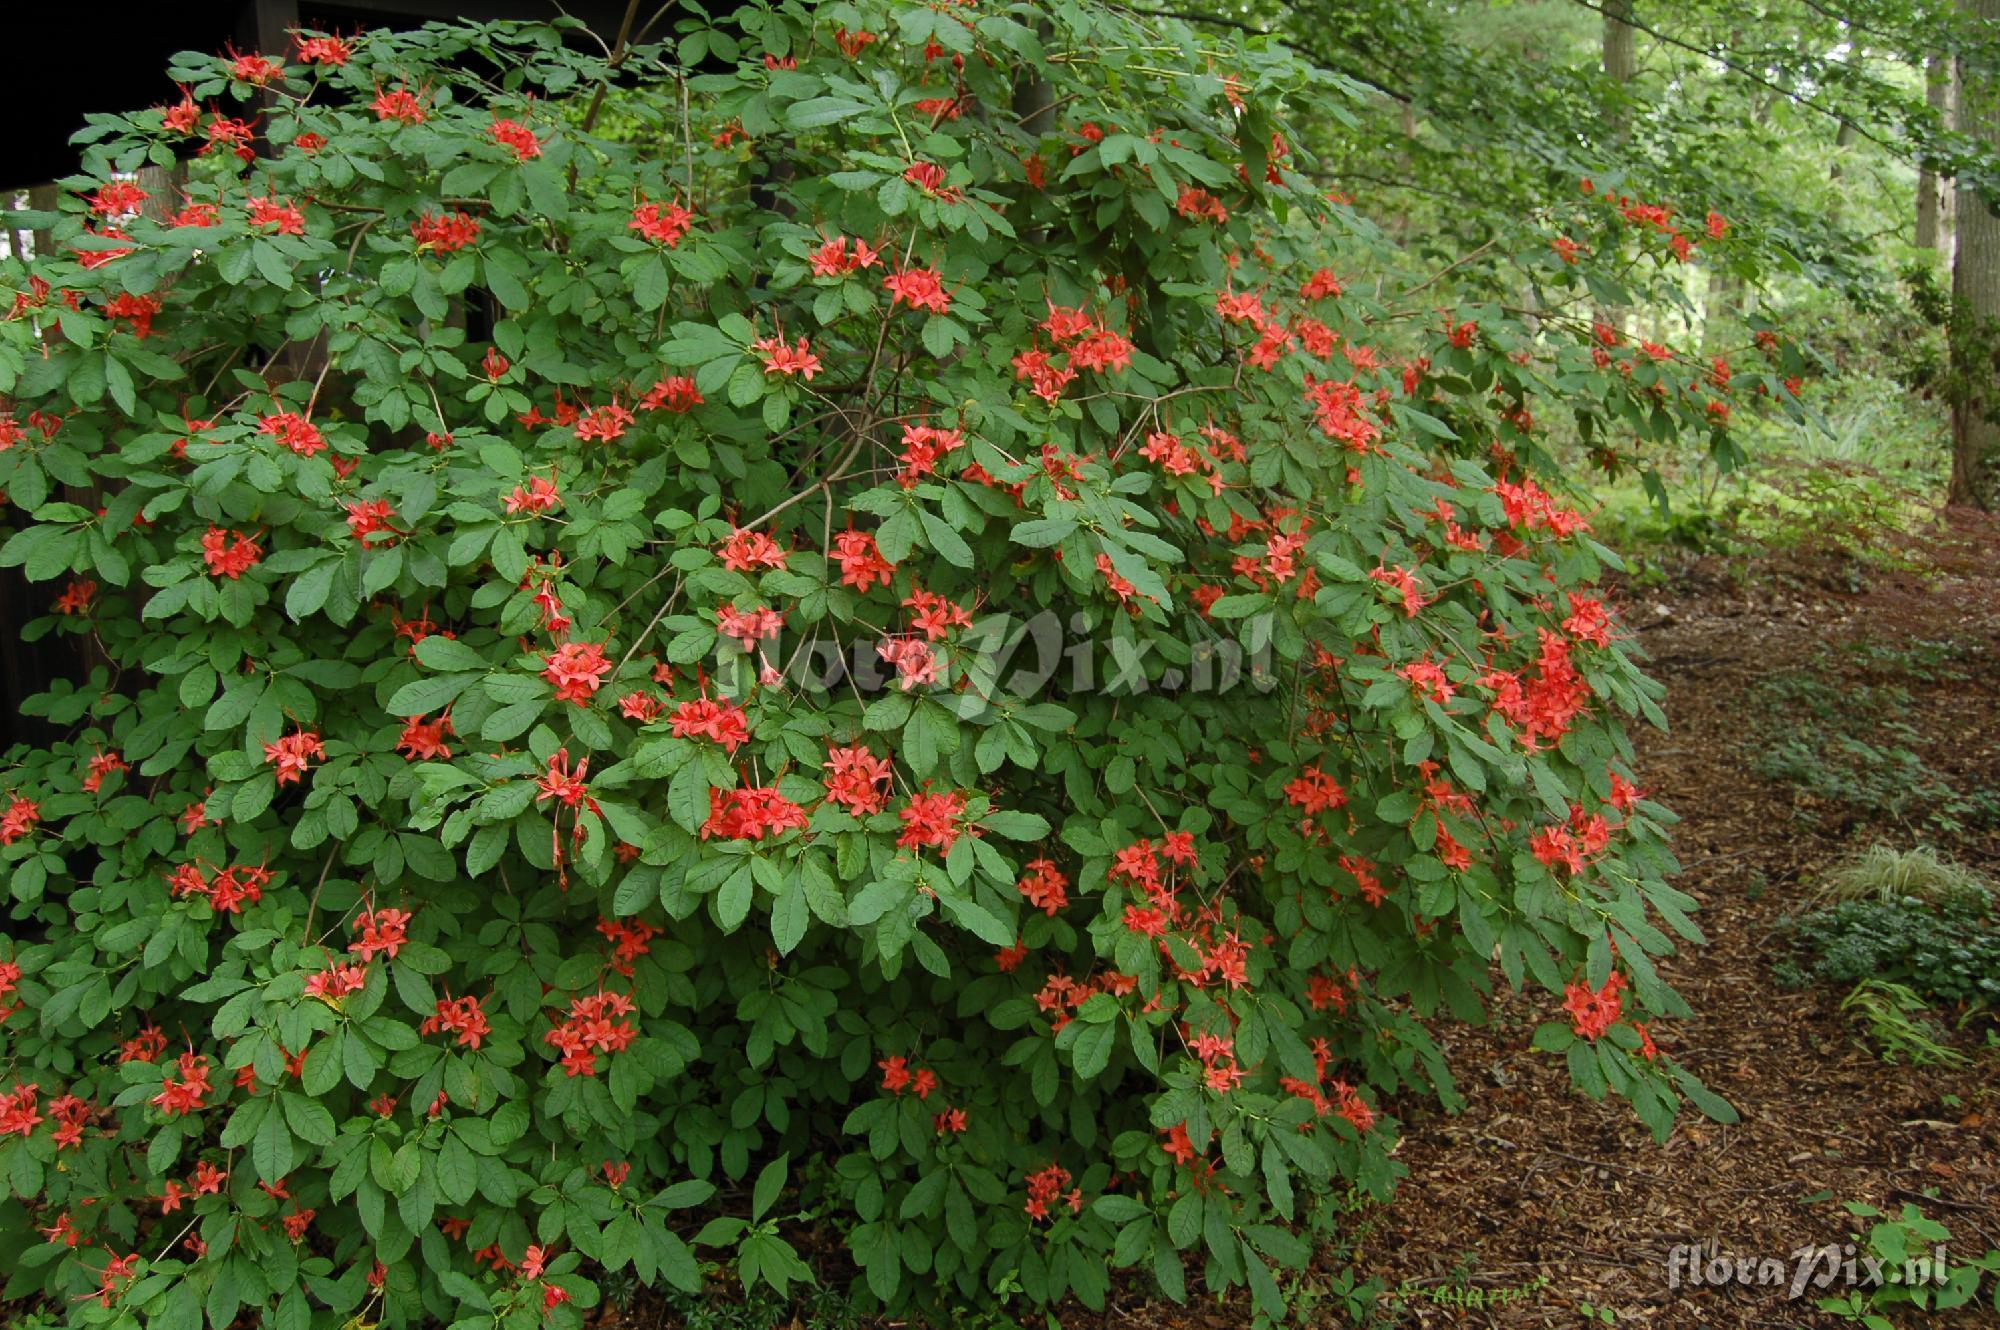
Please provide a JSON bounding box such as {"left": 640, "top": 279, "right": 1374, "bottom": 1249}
{"left": 1750, "top": 660, "right": 2000, "bottom": 835}
{"left": 0, "top": 3, "right": 1761, "bottom": 1324}
{"left": 1779, "top": 846, "right": 2000, "bottom": 1012}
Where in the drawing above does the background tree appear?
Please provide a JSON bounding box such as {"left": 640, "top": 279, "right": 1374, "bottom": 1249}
{"left": 1953, "top": 0, "right": 2000, "bottom": 508}
{"left": 1918, "top": 52, "right": 1955, "bottom": 249}
{"left": 1164, "top": 0, "right": 2000, "bottom": 508}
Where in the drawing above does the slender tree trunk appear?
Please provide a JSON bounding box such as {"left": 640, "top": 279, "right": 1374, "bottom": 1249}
{"left": 1598, "top": 2, "right": 1637, "bottom": 339}
{"left": 1947, "top": 139, "right": 1960, "bottom": 261}
{"left": 1602, "top": 0, "right": 1637, "bottom": 157}
{"left": 1950, "top": 0, "right": 2000, "bottom": 509}
{"left": 1603, "top": 0, "right": 1637, "bottom": 111}
{"left": 1700, "top": 24, "right": 1749, "bottom": 342}
{"left": 1009, "top": 19, "right": 1056, "bottom": 251}
{"left": 1919, "top": 54, "right": 1954, "bottom": 249}
{"left": 6, "top": 191, "right": 26, "bottom": 263}
{"left": 1702, "top": 269, "right": 1732, "bottom": 353}
{"left": 1392, "top": 102, "right": 1419, "bottom": 244}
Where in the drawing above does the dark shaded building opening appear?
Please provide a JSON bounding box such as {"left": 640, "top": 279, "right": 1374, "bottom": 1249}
{"left": 0, "top": 0, "right": 635, "bottom": 748}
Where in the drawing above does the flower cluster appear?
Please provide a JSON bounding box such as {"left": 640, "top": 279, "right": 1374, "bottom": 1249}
{"left": 543, "top": 991, "right": 637, "bottom": 1077}
{"left": 420, "top": 994, "right": 491, "bottom": 1049}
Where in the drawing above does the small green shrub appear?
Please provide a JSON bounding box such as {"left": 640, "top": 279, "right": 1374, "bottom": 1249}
{"left": 1750, "top": 670, "right": 2000, "bottom": 833}
{"left": 1836, "top": 637, "right": 1977, "bottom": 685}
{"left": 1780, "top": 891, "right": 2000, "bottom": 1010}
{"left": 1818, "top": 1201, "right": 2000, "bottom": 1322}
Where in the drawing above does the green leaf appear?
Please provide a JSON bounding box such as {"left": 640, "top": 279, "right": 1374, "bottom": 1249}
{"left": 484, "top": 256, "right": 530, "bottom": 309}
{"left": 727, "top": 359, "right": 766, "bottom": 407}
{"left": 436, "top": 1133, "right": 478, "bottom": 1205}
{"left": 285, "top": 560, "right": 337, "bottom": 620}
{"left": 104, "top": 356, "right": 136, "bottom": 414}
{"left": 414, "top": 636, "right": 488, "bottom": 672}
{"left": 482, "top": 700, "right": 543, "bottom": 741}
{"left": 231, "top": 773, "right": 277, "bottom": 823}
{"left": 387, "top": 672, "right": 479, "bottom": 717}
{"left": 751, "top": 1153, "right": 788, "bottom": 1221}
{"left": 771, "top": 879, "right": 809, "bottom": 955}
{"left": 1207, "top": 594, "right": 1267, "bottom": 619}
{"left": 634, "top": 253, "right": 671, "bottom": 310}
{"left": 253, "top": 242, "right": 294, "bottom": 289}
{"left": 716, "top": 864, "right": 753, "bottom": 932}
{"left": 1093, "top": 1194, "right": 1149, "bottom": 1224}
{"left": 980, "top": 809, "right": 1050, "bottom": 840}
{"left": 1674, "top": 1066, "right": 1739, "bottom": 1124}
{"left": 1009, "top": 517, "right": 1077, "bottom": 548}
{"left": 491, "top": 527, "right": 529, "bottom": 583}
{"left": 281, "top": 1091, "right": 336, "bottom": 1146}
{"left": 786, "top": 96, "right": 871, "bottom": 129}
{"left": 253, "top": 1102, "right": 295, "bottom": 1181}
{"left": 1070, "top": 1019, "right": 1116, "bottom": 1079}
{"left": 920, "top": 509, "right": 973, "bottom": 567}
{"left": 921, "top": 314, "right": 956, "bottom": 358}
{"left": 293, "top": 1035, "right": 340, "bottom": 1097}
{"left": 1530, "top": 1021, "right": 1576, "bottom": 1053}
{"left": 668, "top": 763, "right": 708, "bottom": 832}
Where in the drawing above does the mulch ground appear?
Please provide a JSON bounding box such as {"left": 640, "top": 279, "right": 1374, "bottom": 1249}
{"left": 1321, "top": 513, "right": 2000, "bottom": 1328}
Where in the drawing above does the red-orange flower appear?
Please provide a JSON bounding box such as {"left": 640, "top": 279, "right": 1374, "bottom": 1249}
{"left": 263, "top": 730, "right": 325, "bottom": 786}
{"left": 542, "top": 641, "right": 613, "bottom": 705}
{"left": 630, "top": 196, "right": 694, "bottom": 246}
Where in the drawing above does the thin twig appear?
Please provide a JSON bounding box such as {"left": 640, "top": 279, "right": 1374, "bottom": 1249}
{"left": 614, "top": 583, "right": 683, "bottom": 675}
{"left": 570, "top": 0, "right": 645, "bottom": 191}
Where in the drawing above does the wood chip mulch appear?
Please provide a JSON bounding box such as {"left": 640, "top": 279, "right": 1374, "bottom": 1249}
{"left": 1308, "top": 516, "right": 2000, "bottom": 1328}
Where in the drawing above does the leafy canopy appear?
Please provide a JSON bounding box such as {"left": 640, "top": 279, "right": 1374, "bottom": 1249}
{"left": 0, "top": 2, "right": 1741, "bottom": 1325}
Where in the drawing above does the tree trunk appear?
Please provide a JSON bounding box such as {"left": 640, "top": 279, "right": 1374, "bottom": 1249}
{"left": 1597, "top": 1, "right": 1637, "bottom": 339}
{"left": 1602, "top": 1, "right": 1637, "bottom": 87}
{"left": 1010, "top": 22, "right": 1056, "bottom": 138}
{"left": 1950, "top": 0, "right": 2000, "bottom": 510}
{"left": 1702, "top": 269, "right": 1734, "bottom": 353}
{"left": 1919, "top": 53, "right": 1954, "bottom": 249}
{"left": 28, "top": 182, "right": 60, "bottom": 260}
{"left": 1602, "top": 0, "right": 1637, "bottom": 137}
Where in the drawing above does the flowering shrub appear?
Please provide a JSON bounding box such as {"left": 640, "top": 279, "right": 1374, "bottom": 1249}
{"left": 0, "top": 4, "right": 1749, "bottom": 1324}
